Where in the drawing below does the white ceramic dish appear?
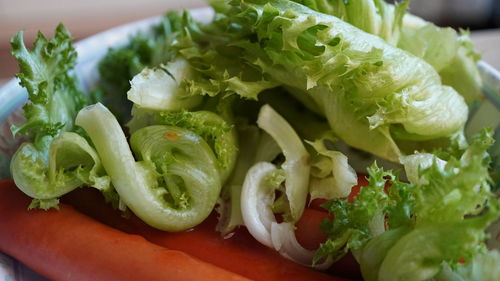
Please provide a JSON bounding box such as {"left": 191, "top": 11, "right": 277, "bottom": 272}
{"left": 0, "top": 6, "right": 499, "bottom": 280}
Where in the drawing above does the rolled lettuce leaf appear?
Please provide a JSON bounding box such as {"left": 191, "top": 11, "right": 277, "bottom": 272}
{"left": 212, "top": 0, "right": 468, "bottom": 162}
{"left": 76, "top": 103, "right": 223, "bottom": 231}
{"left": 156, "top": 110, "right": 238, "bottom": 183}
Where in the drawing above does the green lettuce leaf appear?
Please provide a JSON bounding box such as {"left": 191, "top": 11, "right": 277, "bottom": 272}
{"left": 210, "top": 0, "right": 468, "bottom": 162}
{"left": 9, "top": 24, "right": 113, "bottom": 208}
{"left": 318, "top": 129, "right": 498, "bottom": 280}
{"left": 295, "top": 0, "right": 482, "bottom": 103}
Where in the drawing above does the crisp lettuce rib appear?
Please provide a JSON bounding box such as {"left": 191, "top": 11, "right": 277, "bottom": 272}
{"left": 76, "top": 103, "right": 222, "bottom": 231}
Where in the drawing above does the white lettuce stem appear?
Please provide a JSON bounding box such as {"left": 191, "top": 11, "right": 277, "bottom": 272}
{"left": 257, "top": 104, "right": 310, "bottom": 221}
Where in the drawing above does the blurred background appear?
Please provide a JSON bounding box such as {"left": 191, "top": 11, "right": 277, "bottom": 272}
{"left": 0, "top": 0, "right": 499, "bottom": 82}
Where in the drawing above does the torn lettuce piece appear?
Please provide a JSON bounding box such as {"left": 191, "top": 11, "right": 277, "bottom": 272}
{"left": 399, "top": 153, "right": 447, "bottom": 185}
{"left": 212, "top": 0, "right": 468, "bottom": 162}
{"left": 241, "top": 162, "right": 332, "bottom": 269}
{"left": 10, "top": 24, "right": 87, "bottom": 147}
{"left": 412, "top": 130, "right": 494, "bottom": 225}
{"left": 127, "top": 58, "right": 203, "bottom": 111}
{"left": 358, "top": 226, "right": 411, "bottom": 281}
{"left": 314, "top": 163, "right": 409, "bottom": 264}
{"left": 307, "top": 136, "right": 357, "bottom": 201}
{"left": 378, "top": 209, "right": 499, "bottom": 281}
{"left": 76, "top": 103, "right": 222, "bottom": 231}
{"left": 399, "top": 23, "right": 482, "bottom": 103}
{"left": 438, "top": 31, "right": 483, "bottom": 103}
{"left": 96, "top": 11, "right": 195, "bottom": 103}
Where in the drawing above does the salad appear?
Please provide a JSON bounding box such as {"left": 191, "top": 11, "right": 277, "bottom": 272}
{"left": 4, "top": 0, "right": 500, "bottom": 280}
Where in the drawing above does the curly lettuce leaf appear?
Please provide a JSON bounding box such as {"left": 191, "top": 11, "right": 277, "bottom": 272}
{"left": 127, "top": 105, "right": 238, "bottom": 184}
{"left": 10, "top": 24, "right": 87, "bottom": 148}
{"left": 9, "top": 24, "right": 114, "bottom": 207}
{"left": 11, "top": 132, "right": 111, "bottom": 205}
{"left": 314, "top": 162, "right": 412, "bottom": 263}
{"left": 320, "top": 129, "right": 498, "bottom": 280}
{"left": 296, "top": 0, "right": 482, "bottom": 103}
{"left": 378, "top": 209, "right": 498, "bottom": 281}
{"left": 98, "top": 9, "right": 277, "bottom": 120}
{"left": 211, "top": 0, "right": 468, "bottom": 162}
